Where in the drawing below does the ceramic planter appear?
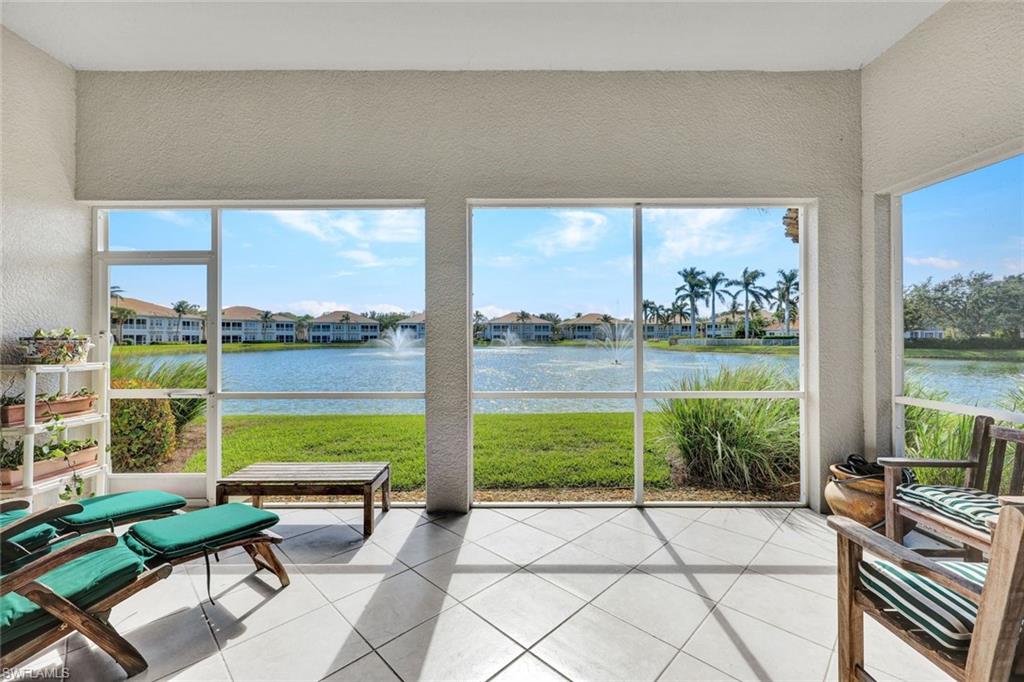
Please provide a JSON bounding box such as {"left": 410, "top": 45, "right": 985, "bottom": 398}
{"left": 0, "top": 446, "right": 100, "bottom": 488}
{"left": 1, "top": 395, "right": 97, "bottom": 426}
{"left": 18, "top": 336, "right": 94, "bottom": 365}
{"left": 824, "top": 463, "right": 886, "bottom": 526}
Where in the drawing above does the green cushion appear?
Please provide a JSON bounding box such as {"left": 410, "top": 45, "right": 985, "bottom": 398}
{"left": 55, "top": 490, "right": 187, "bottom": 531}
{"left": 123, "top": 503, "right": 279, "bottom": 561}
{"left": 896, "top": 484, "right": 999, "bottom": 532}
{"left": 0, "top": 510, "right": 57, "bottom": 552}
{"left": 0, "top": 537, "right": 145, "bottom": 643}
{"left": 860, "top": 559, "right": 987, "bottom": 651}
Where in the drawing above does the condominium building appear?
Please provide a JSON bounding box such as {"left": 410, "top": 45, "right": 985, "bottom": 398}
{"left": 559, "top": 313, "right": 629, "bottom": 341}
{"left": 397, "top": 313, "right": 426, "bottom": 339}
{"left": 221, "top": 306, "right": 296, "bottom": 343}
{"left": 484, "top": 313, "right": 552, "bottom": 341}
{"left": 111, "top": 297, "right": 203, "bottom": 345}
{"left": 309, "top": 311, "right": 381, "bottom": 342}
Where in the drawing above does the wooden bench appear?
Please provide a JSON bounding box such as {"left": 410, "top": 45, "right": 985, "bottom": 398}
{"left": 215, "top": 462, "right": 391, "bottom": 536}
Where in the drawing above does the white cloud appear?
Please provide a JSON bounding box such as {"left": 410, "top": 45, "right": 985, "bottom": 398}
{"left": 362, "top": 303, "right": 406, "bottom": 314}
{"left": 905, "top": 255, "right": 961, "bottom": 270}
{"left": 526, "top": 210, "right": 609, "bottom": 257}
{"left": 329, "top": 270, "right": 356, "bottom": 278}
{"left": 476, "top": 305, "right": 511, "bottom": 319}
{"left": 337, "top": 249, "right": 416, "bottom": 269}
{"left": 152, "top": 210, "right": 195, "bottom": 226}
{"left": 287, "top": 300, "right": 349, "bottom": 316}
{"left": 646, "top": 208, "right": 767, "bottom": 264}
{"left": 260, "top": 209, "right": 423, "bottom": 244}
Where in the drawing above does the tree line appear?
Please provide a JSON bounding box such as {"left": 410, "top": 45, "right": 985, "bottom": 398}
{"left": 904, "top": 272, "right": 1023, "bottom": 340}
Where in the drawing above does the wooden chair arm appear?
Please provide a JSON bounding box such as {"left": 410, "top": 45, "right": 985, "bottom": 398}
{"left": 0, "top": 500, "right": 30, "bottom": 513}
{"left": 0, "top": 534, "right": 117, "bottom": 596}
{"left": 0, "top": 502, "right": 83, "bottom": 544}
{"left": 827, "top": 516, "right": 982, "bottom": 601}
{"left": 876, "top": 457, "right": 978, "bottom": 469}
{"left": 998, "top": 496, "right": 1024, "bottom": 506}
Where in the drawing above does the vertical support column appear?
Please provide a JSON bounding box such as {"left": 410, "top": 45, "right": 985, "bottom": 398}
{"left": 206, "top": 209, "right": 223, "bottom": 505}
{"left": 92, "top": 210, "right": 111, "bottom": 495}
{"left": 425, "top": 197, "right": 471, "bottom": 513}
{"left": 23, "top": 368, "right": 37, "bottom": 490}
{"left": 632, "top": 204, "right": 645, "bottom": 506}
{"left": 888, "top": 195, "right": 904, "bottom": 458}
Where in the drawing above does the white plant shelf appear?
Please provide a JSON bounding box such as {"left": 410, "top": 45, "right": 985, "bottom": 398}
{"left": 1, "top": 412, "right": 109, "bottom": 436}
{"left": 0, "top": 362, "right": 108, "bottom": 374}
{"left": 0, "top": 464, "right": 105, "bottom": 499}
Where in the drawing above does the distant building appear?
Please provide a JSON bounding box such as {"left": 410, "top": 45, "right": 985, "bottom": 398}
{"left": 111, "top": 297, "right": 203, "bottom": 345}
{"left": 484, "top": 313, "right": 552, "bottom": 342}
{"left": 221, "top": 306, "right": 296, "bottom": 343}
{"left": 905, "top": 328, "right": 944, "bottom": 340}
{"left": 397, "top": 313, "right": 426, "bottom": 340}
{"left": 560, "top": 313, "right": 629, "bottom": 341}
{"left": 764, "top": 319, "right": 800, "bottom": 338}
{"left": 309, "top": 311, "right": 380, "bottom": 342}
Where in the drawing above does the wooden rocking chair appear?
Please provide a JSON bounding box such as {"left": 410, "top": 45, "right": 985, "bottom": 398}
{"left": 830, "top": 505, "right": 1024, "bottom": 681}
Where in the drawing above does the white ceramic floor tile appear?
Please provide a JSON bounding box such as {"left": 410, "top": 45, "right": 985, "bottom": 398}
{"left": 608, "top": 508, "right": 697, "bottom": 539}
{"left": 524, "top": 508, "right": 605, "bottom": 540}
{"left": 154, "top": 653, "right": 232, "bottom": 681}
{"left": 864, "top": 618, "right": 953, "bottom": 681}
{"left": 489, "top": 507, "right": 546, "bottom": 521}
{"left": 669, "top": 521, "right": 767, "bottom": 565}
{"left": 638, "top": 544, "right": 745, "bottom": 601}
{"left": 464, "top": 570, "right": 586, "bottom": 647}
{"left": 107, "top": 572, "right": 200, "bottom": 634}
{"left": 322, "top": 652, "right": 401, "bottom": 682}
{"left": 413, "top": 542, "right": 518, "bottom": 600}
{"left": 720, "top": 570, "right": 837, "bottom": 647}
{"left": 658, "top": 652, "right": 740, "bottom": 681}
{"left": 221, "top": 604, "right": 371, "bottom": 681}
{"left": 683, "top": 605, "right": 832, "bottom": 681}
{"left": 334, "top": 568, "right": 458, "bottom": 646}
{"left": 491, "top": 653, "right": 567, "bottom": 682}
{"left": 475, "top": 522, "right": 566, "bottom": 565}
{"left": 573, "top": 521, "right": 667, "bottom": 565}
{"left": 280, "top": 523, "right": 367, "bottom": 564}
{"left": 377, "top": 605, "right": 523, "bottom": 682}
{"left": 534, "top": 605, "right": 678, "bottom": 682}
{"left": 274, "top": 507, "right": 348, "bottom": 538}
{"left": 432, "top": 508, "right": 517, "bottom": 540}
{"left": 10, "top": 644, "right": 66, "bottom": 680}
{"left": 593, "top": 569, "right": 716, "bottom": 647}
{"left": 746, "top": 541, "right": 837, "bottom": 598}
{"left": 65, "top": 607, "right": 221, "bottom": 682}
{"left": 697, "top": 508, "right": 791, "bottom": 541}
{"left": 301, "top": 542, "right": 408, "bottom": 601}
{"left": 371, "top": 521, "right": 465, "bottom": 567}
{"left": 527, "top": 541, "right": 630, "bottom": 600}
{"left": 768, "top": 512, "right": 836, "bottom": 561}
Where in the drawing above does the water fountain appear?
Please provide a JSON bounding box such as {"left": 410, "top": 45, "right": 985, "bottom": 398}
{"left": 493, "top": 330, "right": 522, "bottom": 347}
{"left": 594, "top": 321, "right": 633, "bottom": 365}
{"left": 374, "top": 327, "right": 423, "bottom": 353}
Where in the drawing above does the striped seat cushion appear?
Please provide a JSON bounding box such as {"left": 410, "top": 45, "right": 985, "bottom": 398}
{"left": 860, "top": 560, "right": 987, "bottom": 650}
{"left": 896, "top": 484, "right": 999, "bottom": 532}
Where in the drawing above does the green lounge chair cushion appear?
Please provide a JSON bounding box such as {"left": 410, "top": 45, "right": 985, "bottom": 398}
{"left": 896, "top": 484, "right": 999, "bottom": 532}
{"left": 123, "top": 503, "right": 279, "bottom": 561}
{"left": 859, "top": 559, "right": 987, "bottom": 651}
{"left": 55, "top": 490, "right": 187, "bottom": 531}
{"left": 0, "top": 510, "right": 57, "bottom": 552}
{"left": 0, "top": 537, "right": 145, "bottom": 643}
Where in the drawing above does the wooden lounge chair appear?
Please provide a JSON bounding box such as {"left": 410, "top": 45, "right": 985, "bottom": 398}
{"left": 879, "top": 416, "right": 1024, "bottom": 557}
{"left": 1, "top": 503, "right": 289, "bottom": 676}
{"left": 830, "top": 505, "right": 1024, "bottom": 682}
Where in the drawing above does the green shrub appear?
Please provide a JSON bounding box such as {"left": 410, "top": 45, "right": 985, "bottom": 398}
{"left": 655, "top": 366, "right": 800, "bottom": 490}
{"left": 111, "top": 358, "right": 206, "bottom": 431}
{"left": 110, "top": 378, "right": 176, "bottom": 472}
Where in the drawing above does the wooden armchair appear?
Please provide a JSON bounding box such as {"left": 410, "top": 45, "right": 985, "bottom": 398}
{"left": 830, "top": 505, "right": 1024, "bottom": 682}
{"left": 879, "top": 415, "right": 1024, "bottom": 556}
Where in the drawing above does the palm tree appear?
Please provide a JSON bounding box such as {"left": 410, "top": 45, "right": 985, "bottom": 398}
{"left": 110, "top": 285, "right": 125, "bottom": 302}
{"left": 472, "top": 310, "right": 488, "bottom": 339}
{"left": 110, "top": 306, "right": 136, "bottom": 344}
{"left": 259, "top": 310, "right": 274, "bottom": 340}
{"left": 295, "top": 314, "right": 313, "bottom": 342}
{"left": 642, "top": 299, "right": 657, "bottom": 323}
{"left": 171, "top": 300, "right": 199, "bottom": 343}
{"left": 729, "top": 268, "right": 770, "bottom": 339}
{"left": 515, "top": 310, "right": 531, "bottom": 339}
{"left": 704, "top": 271, "right": 734, "bottom": 339}
{"left": 674, "top": 267, "right": 708, "bottom": 338}
{"left": 774, "top": 269, "right": 799, "bottom": 335}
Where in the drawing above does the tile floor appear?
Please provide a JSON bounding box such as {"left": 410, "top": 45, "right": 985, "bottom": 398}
{"left": 17, "top": 506, "right": 954, "bottom": 681}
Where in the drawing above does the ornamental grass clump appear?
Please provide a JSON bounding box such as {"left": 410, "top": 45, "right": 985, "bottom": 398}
{"left": 656, "top": 365, "right": 799, "bottom": 491}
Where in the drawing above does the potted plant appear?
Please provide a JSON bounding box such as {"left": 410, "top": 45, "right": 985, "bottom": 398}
{"left": 0, "top": 419, "right": 99, "bottom": 488}
{"left": 1, "top": 386, "right": 98, "bottom": 426}
{"left": 18, "top": 328, "right": 94, "bottom": 365}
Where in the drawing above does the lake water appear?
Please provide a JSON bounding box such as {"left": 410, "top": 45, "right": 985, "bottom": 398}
{"left": 122, "top": 345, "right": 1023, "bottom": 415}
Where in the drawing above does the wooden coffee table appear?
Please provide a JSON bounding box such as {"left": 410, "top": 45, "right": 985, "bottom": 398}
{"left": 216, "top": 462, "right": 391, "bottom": 536}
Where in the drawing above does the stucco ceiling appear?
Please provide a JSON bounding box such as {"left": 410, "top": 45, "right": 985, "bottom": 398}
{"left": 1, "top": 1, "right": 945, "bottom": 71}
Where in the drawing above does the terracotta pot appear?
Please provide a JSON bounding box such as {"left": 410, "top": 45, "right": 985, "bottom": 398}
{"left": 0, "top": 446, "right": 99, "bottom": 488}
{"left": 1, "top": 396, "right": 97, "bottom": 426}
{"left": 825, "top": 463, "right": 886, "bottom": 526}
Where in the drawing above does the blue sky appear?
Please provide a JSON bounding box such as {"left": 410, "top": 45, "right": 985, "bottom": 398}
{"left": 107, "top": 154, "right": 1021, "bottom": 320}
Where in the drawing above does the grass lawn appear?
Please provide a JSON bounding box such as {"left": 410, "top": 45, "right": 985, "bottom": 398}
{"left": 182, "top": 412, "right": 684, "bottom": 491}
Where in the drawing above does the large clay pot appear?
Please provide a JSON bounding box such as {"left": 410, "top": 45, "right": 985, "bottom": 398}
{"left": 1, "top": 395, "right": 97, "bottom": 426}
{"left": 825, "top": 463, "right": 886, "bottom": 526}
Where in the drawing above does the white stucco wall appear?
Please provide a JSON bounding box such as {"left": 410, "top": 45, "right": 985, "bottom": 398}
{"left": 72, "top": 70, "right": 863, "bottom": 512}
{"left": 1, "top": 28, "right": 91, "bottom": 362}
{"left": 860, "top": 1, "right": 1024, "bottom": 457}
